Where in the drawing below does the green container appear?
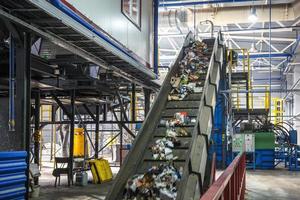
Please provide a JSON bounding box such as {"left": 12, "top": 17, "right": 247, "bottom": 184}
{"left": 255, "top": 132, "right": 275, "bottom": 150}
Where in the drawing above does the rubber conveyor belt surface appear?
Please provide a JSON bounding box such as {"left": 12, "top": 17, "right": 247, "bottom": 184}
{"left": 106, "top": 32, "right": 225, "bottom": 200}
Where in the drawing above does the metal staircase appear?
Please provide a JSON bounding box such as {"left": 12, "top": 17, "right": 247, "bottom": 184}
{"left": 106, "top": 32, "right": 225, "bottom": 200}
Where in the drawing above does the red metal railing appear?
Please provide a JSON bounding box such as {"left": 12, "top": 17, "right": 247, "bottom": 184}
{"left": 201, "top": 152, "right": 246, "bottom": 200}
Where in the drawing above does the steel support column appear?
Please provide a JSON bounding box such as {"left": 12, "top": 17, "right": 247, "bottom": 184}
{"left": 131, "top": 83, "right": 136, "bottom": 121}
{"left": 120, "top": 109, "right": 123, "bottom": 166}
{"left": 33, "top": 90, "right": 40, "bottom": 184}
{"left": 95, "top": 105, "right": 100, "bottom": 158}
{"left": 144, "top": 88, "right": 151, "bottom": 117}
{"left": 103, "top": 104, "right": 107, "bottom": 122}
{"left": 154, "top": 0, "right": 159, "bottom": 76}
{"left": 15, "top": 32, "right": 31, "bottom": 199}
{"left": 69, "top": 90, "right": 75, "bottom": 186}
{"left": 50, "top": 105, "right": 57, "bottom": 161}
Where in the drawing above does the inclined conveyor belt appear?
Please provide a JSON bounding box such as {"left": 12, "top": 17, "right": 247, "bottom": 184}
{"left": 106, "top": 32, "right": 225, "bottom": 200}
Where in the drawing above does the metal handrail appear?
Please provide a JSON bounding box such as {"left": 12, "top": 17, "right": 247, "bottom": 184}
{"left": 200, "top": 152, "right": 246, "bottom": 200}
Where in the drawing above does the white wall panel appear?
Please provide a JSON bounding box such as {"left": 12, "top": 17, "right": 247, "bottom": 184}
{"left": 66, "top": 0, "right": 153, "bottom": 66}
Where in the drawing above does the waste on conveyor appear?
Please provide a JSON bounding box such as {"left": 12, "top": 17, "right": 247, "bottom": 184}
{"left": 168, "top": 40, "right": 209, "bottom": 101}
{"left": 123, "top": 40, "right": 210, "bottom": 200}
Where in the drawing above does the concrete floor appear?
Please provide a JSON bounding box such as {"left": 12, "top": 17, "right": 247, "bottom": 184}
{"left": 36, "top": 165, "right": 116, "bottom": 200}
{"left": 35, "top": 168, "right": 300, "bottom": 200}
{"left": 246, "top": 169, "right": 300, "bottom": 200}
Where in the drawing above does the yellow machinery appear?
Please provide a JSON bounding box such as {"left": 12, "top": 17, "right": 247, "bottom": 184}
{"left": 272, "top": 98, "right": 283, "bottom": 125}
{"left": 88, "top": 159, "right": 113, "bottom": 183}
{"left": 74, "top": 128, "right": 85, "bottom": 157}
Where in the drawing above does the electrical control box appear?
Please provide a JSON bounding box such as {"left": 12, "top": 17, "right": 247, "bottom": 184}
{"left": 232, "top": 133, "right": 255, "bottom": 152}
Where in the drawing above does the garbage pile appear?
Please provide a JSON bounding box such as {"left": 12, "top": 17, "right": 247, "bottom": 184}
{"left": 168, "top": 41, "right": 210, "bottom": 101}
{"left": 123, "top": 163, "right": 183, "bottom": 200}
{"left": 123, "top": 41, "right": 208, "bottom": 200}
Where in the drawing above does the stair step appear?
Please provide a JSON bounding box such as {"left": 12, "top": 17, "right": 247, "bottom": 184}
{"left": 166, "top": 101, "right": 200, "bottom": 109}
{"left": 144, "top": 149, "right": 188, "bottom": 161}
{"left": 154, "top": 127, "right": 194, "bottom": 137}
{"left": 149, "top": 137, "right": 192, "bottom": 149}
{"left": 179, "top": 93, "right": 203, "bottom": 101}
{"left": 137, "top": 161, "right": 186, "bottom": 174}
{"left": 161, "top": 108, "right": 199, "bottom": 117}
{"left": 158, "top": 123, "right": 196, "bottom": 128}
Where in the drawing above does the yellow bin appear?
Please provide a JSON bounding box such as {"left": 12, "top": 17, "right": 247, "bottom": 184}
{"left": 88, "top": 159, "right": 113, "bottom": 183}
{"left": 74, "top": 128, "right": 84, "bottom": 157}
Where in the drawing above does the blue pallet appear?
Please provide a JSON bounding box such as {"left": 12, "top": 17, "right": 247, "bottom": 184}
{"left": 0, "top": 151, "right": 27, "bottom": 200}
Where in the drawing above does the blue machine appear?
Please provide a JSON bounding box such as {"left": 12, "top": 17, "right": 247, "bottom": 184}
{"left": 255, "top": 150, "right": 275, "bottom": 169}
{"left": 288, "top": 130, "right": 300, "bottom": 171}
{"left": 288, "top": 145, "right": 300, "bottom": 171}
{"left": 289, "top": 130, "right": 298, "bottom": 144}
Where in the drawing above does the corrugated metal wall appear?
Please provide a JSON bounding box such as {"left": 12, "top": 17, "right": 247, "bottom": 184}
{"left": 0, "top": 151, "right": 27, "bottom": 199}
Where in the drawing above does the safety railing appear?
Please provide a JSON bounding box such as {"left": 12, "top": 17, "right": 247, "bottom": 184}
{"left": 200, "top": 152, "right": 246, "bottom": 200}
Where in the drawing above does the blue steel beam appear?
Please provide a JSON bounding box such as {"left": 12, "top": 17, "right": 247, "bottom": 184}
{"left": 159, "top": 0, "right": 257, "bottom": 7}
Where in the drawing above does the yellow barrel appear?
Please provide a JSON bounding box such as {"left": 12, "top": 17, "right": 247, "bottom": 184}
{"left": 74, "top": 128, "right": 84, "bottom": 157}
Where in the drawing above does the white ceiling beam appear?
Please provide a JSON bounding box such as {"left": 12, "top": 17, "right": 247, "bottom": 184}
{"left": 281, "top": 40, "right": 297, "bottom": 52}
{"left": 263, "top": 39, "right": 280, "bottom": 52}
